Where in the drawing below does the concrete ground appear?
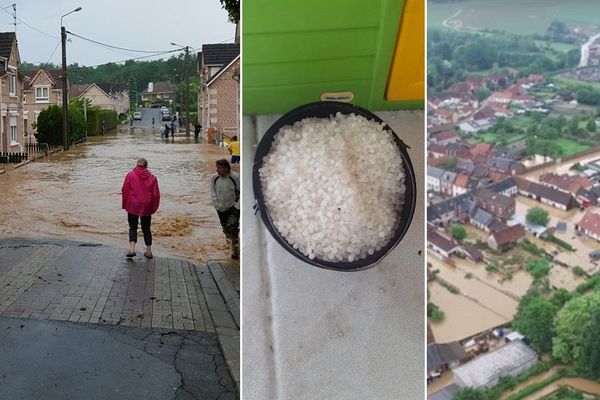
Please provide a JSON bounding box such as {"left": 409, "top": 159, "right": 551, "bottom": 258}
{"left": 0, "top": 237, "right": 239, "bottom": 399}
{"left": 242, "top": 110, "right": 425, "bottom": 399}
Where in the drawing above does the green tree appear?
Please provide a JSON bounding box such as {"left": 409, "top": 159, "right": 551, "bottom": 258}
{"left": 427, "top": 303, "right": 445, "bottom": 323}
{"left": 474, "top": 88, "right": 491, "bottom": 102}
{"left": 527, "top": 258, "right": 551, "bottom": 280}
{"left": 513, "top": 295, "right": 557, "bottom": 353}
{"left": 438, "top": 156, "right": 458, "bottom": 171}
{"left": 220, "top": 0, "right": 239, "bottom": 22}
{"left": 451, "top": 224, "right": 467, "bottom": 242}
{"left": 551, "top": 289, "right": 574, "bottom": 308}
{"left": 581, "top": 308, "right": 600, "bottom": 378}
{"left": 553, "top": 291, "right": 600, "bottom": 365}
{"left": 526, "top": 207, "right": 550, "bottom": 226}
{"left": 35, "top": 105, "right": 62, "bottom": 145}
{"left": 587, "top": 119, "right": 597, "bottom": 133}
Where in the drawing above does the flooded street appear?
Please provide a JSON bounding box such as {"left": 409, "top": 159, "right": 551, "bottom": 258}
{"left": 516, "top": 196, "right": 600, "bottom": 282}
{"left": 0, "top": 124, "right": 235, "bottom": 264}
{"left": 428, "top": 253, "right": 520, "bottom": 343}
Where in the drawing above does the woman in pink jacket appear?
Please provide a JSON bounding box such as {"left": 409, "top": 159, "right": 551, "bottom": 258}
{"left": 121, "top": 158, "right": 160, "bottom": 258}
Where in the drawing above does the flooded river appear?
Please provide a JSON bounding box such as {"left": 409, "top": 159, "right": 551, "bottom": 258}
{"left": 0, "top": 126, "right": 235, "bottom": 264}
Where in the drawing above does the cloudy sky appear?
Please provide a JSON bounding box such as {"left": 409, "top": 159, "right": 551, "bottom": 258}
{"left": 0, "top": 0, "right": 235, "bottom": 66}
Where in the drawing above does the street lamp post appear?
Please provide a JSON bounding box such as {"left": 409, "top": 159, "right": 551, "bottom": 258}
{"left": 171, "top": 43, "right": 190, "bottom": 136}
{"left": 60, "top": 6, "right": 82, "bottom": 151}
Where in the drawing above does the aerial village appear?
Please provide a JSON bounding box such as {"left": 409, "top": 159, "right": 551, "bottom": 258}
{"left": 427, "top": 31, "right": 600, "bottom": 400}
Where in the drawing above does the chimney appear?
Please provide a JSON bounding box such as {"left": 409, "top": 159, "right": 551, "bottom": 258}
{"left": 148, "top": 82, "right": 154, "bottom": 92}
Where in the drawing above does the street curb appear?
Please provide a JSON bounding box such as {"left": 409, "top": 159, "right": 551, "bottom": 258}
{"left": 207, "top": 261, "right": 240, "bottom": 328}
{"left": 198, "top": 262, "right": 240, "bottom": 391}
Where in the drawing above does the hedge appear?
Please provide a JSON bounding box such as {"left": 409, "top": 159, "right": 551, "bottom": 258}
{"left": 86, "top": 108, "right": 118, "bottom": 136}
{"left": 35, "top": 102, "right": 86, "bottom": 145}
{"left": 544, "top": 235, "right": 574, "bottom": 251}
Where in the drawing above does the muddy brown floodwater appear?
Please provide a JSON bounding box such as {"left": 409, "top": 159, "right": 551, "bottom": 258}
{"left": 0, "top": 127, "right": 237, "bottom": 264}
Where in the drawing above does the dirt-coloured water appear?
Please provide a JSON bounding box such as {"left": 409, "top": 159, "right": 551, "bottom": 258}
{"left": 0, "top": 127, "right": 236, "bottom": 264}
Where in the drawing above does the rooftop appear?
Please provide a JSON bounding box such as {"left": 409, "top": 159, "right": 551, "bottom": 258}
{"left": 453, "top": 340, "right": 537, "bottom": 388}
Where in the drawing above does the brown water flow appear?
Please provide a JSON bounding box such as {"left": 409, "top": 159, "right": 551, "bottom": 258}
{"left": 0, "top": 127, "right": 235, "bottom": 264}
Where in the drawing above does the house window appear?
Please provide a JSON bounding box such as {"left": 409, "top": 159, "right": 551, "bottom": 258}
{"left": 35, "top": 87, "right": 49, "bottom": 103}
{"left": 10, "top": 116, "right": 17, "bottom": 144}
{"left": 8, "top": 74, "right": 16, "bottom": 96}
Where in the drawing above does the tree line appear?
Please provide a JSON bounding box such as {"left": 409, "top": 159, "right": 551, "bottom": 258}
{"left": 428, "top": 29, "right": 580, "bottom": 92}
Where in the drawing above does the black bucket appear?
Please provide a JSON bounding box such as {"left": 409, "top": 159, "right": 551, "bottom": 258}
{"left": 252, "top": 101, "right": 417, "bottom": 271}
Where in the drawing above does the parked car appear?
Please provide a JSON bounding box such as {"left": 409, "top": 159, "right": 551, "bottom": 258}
{"left": 162, "top": 112, "right": 171, "bottom": 121}
{"left": 133, "top": 112, "right": 142, "bottom": 120}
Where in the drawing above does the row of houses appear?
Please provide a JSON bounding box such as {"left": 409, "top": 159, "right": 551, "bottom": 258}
{"left": 0, "top": 31, "right": 134, "bottom": 152}
{"left": 137, "top": 42, "right": 241, "bottom": 140}
{"left": 428, "top": 177, "right": 527, "bottom": 252}
{"left": 1, "top": 27, "right": 241, "bottom": 153}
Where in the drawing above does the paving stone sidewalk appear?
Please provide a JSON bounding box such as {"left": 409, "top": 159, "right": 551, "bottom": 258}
{"left": 0, "top": 237, "right": 239, "bottom": 398}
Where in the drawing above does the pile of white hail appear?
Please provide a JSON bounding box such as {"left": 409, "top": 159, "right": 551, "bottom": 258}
{"left": 259, "top": 112, "right": 406, "bottom": 263}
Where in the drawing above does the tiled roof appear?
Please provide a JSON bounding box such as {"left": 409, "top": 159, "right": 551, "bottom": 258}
{"left": 441, "top": 171, "right": 456, "bottom": 183}
{"left": 97, "top": 82, "right": 127, "bottom": 94}
{"left": 470, "top": 142, "right": 492, "bottom": 157}
{"left": 471, "top": 208, "right": 494, "bottom": 227}
{"left": 433, "top": 130, "right": 458, "bottom": 142}
{"left": 428, "top": 194, "right": 476, "bottom": 217}
{"left": 454, "top": 173, "right": 469, "bottom": 188}
{"left": 492, "top": 224, "right": 525, "bottom": 246}
{"left": 141, "top": 81, "right": 174, "bottom": 95}
{"left": 540, "top": 173, "right": 591, "bottom": 194}
{"left": 428, "top": 166, "right": 445, "bottom": 179}
{"left": 518, "top": 179, "right": 573, "bottom": 206}
{"left": 23, "top": 69, "right": 64, "bottom": 90}
{"left": 202, "top": 43, "right": 239, "bottom": 66}
{"left": 70, "top": 84, "right": 89, "bottom": 98}
{"left": 488, "top": 177, "right": 517, "bottom": 194}
{"left": 428, "top": 230, "right": 457, "bottom": 253}
{"left": 577, "top": 211, "right": 600, "bottom": 236}
{"left": 0, "top": 32, "right": 15, "bottom": 59}
{"left": 428, "top": 143, "right": 446, "bottom": 155}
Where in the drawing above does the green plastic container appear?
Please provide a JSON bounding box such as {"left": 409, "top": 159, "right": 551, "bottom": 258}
{"left": 243, "top": 0, "right": 422, "bottom": 115}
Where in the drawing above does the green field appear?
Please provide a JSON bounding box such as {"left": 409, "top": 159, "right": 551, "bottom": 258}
{"left": 428, "top": 0, "right": 600, "bottom": 35}
{"left": 555, "top": 76, "right": 600, "bottom": 90}
{"left": 470, "top": 132, "right": 527, "bottom": 145}
{"left": 533, "top": 40, "right": 578, "bottom": 52}
{"left": 555, "top": 138, "right": 590, "bottom": 155}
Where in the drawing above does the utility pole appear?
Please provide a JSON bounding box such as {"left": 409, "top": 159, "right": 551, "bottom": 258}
{"left": 61, "top": 26, "right": 69, "bottom": 150}
{"left": 184, "top": 46, "right": 190, "bottom": 136}
{"left": 60, "top": 6, "right": 81, "bottom": 151}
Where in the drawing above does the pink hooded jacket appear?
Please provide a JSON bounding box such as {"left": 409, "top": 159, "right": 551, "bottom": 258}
{"left": 121, "top": 166, "right": 160, "bottom": 216}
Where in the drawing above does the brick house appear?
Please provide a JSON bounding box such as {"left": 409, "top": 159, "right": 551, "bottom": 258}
{"left": 140, "top": 81, "right": 175, "bottom": 107}
{"left": 71, "top": 83, "right": 129, "bottom": 114}
{"left": 488, "top": 224, "right": 525, "bottom": 251}
{"left": 476, "top": 190, "right": 516, "bottom": 221}
{"left": 0, "top": 32, "right": 25, "bottom": 153}
{"left": 22, "top": 68, "right": 64, "bottom": 142}
{"left": 517, "top": 178, "right": 576, "bottom": 211}
{"left": 427, "top": 166, "right": 444, "bottom": 193}
{"left": 540, "top": 173, "right": 592, "bottom": 196}
{"left": 198, "top": 43, "right": 239, "bottom": 142}
{"left": 427, "top": 227, "right": 458, "bottom": 258}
